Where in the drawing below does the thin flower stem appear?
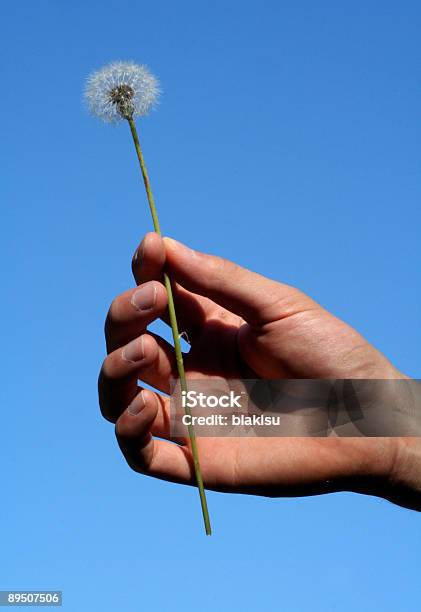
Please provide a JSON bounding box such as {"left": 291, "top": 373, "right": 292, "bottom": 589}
{"left": 127, "top": 117, "right": 212, "bottom": 536}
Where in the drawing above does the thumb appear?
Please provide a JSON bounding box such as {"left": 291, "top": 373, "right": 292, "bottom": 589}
{"left": 163, "top": 237, "right": 314, "bottom": 325}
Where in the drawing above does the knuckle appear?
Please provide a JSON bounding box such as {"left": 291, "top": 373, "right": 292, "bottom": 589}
{"left": 114, "top": 417, "right": 130, "bottom": 440}
{"left": 125, "top": 454, "right": 144, "bottom": 474}
{"left": 126, "top": 459, "right": 141, "bottom": 473}
{"left": 99, "top": 403, "right": 114, "bottom": 423}
{"left": 115, "top": 425, "right": 149, "bottom": 474}
{"left": 106, "top": 295, "right": 123, "bottom": 326}
{"left": 98, "top": 384, "right": 113, "bottom": 423}
{"left": 131, "top": 252, "right": 141, "bottom": 279}
{"left": 277, "top": 286, "right": 316, "bottom": 313}
{"left": 205, "top": 254, "right": 232, "bottom": 288}
{"left": 100, "top": 353, "right": 119, "bottom": 381}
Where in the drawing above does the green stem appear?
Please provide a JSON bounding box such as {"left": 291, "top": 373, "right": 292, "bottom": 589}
{"left": 127, "top": 116, "right": 211, "bottom": 536}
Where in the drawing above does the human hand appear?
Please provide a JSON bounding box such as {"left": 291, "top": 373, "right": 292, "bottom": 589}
{"left": 98, "top": 233, "right": 421, "bottom": 510}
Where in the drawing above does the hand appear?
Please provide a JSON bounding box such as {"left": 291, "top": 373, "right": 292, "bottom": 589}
{"left": 98, "top": 233, "right": 421, "bottom": 510}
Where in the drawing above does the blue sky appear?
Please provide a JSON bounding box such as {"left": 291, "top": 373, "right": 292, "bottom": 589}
{"left": 1, "top": 1, "right": 420, "bottom": 610}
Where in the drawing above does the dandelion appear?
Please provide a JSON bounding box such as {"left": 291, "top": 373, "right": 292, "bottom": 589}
{"left": 84, "top": 61, "right": 211, "bottom": 535}
{"left": 85, "top": 61, "right": 160, "bottom": 122}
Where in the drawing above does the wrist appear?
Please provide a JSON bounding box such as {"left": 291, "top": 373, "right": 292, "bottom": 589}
{"left": 383, "top": 438, "right": 421, "bottom": 511}
{"left": 324, "top": 437, "right": 395, "bottom": 499}
{"left": 338, "top": 437, "right": 421, "bottom": 512}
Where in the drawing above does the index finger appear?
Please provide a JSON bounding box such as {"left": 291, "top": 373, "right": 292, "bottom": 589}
{"left": 163, "top": 237, "right": 316, "bottom": 326}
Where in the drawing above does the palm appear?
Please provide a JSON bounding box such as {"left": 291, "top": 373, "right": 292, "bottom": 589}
{"left": 173, "top": 289, "right": 393, "bottom": 495}
{"left": 179, "top": 282, "right": 395, "bottom": 381}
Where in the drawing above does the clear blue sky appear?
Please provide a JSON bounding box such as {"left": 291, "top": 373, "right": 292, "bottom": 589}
{"left": 2, "top": 1, "right": 420, "bottom": 610}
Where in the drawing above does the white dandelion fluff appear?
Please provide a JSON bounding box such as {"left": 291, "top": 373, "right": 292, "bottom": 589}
{"left": 84, "top": 61, "right": 160, "bottom": 123}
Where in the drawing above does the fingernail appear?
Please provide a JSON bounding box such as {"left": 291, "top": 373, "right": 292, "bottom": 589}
{"left": 131, "top": 283, "right": 157, "bottom": 311}
{"left": 127, "top": 390, "right": 146, "bottom": 415}
{"left": 122, "top": 336, "right": 145, "bottom": 363}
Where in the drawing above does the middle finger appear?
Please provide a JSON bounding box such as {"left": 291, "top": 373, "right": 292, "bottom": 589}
{"left": 105, "top": 280, "right": 168, "bottom": 353}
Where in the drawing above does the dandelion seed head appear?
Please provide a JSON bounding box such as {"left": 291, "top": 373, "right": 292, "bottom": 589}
{"left": 84, "top": 61, "right": 160, "bottom": 123}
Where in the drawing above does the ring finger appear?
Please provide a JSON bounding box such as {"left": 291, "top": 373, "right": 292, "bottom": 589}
{"left": 98, "top": 331, "right": 177, "bottom": 423}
